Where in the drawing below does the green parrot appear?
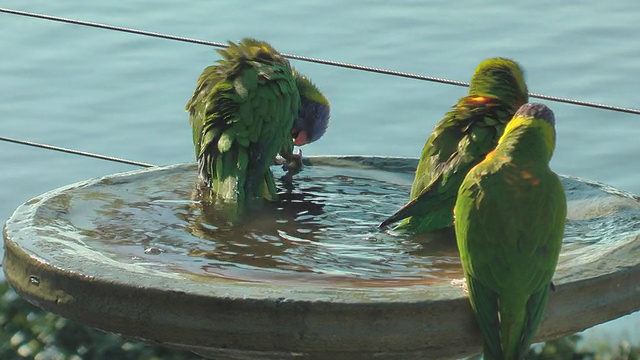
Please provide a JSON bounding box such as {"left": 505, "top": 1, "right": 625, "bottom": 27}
{"left": 186, "top": 38, "right": 330, "bottom": 202}
{"left": 454, "top": 103, "right": 566, "bottom": 360}
{"left": 379, "top": 58, "right": 528, "bottom": 233}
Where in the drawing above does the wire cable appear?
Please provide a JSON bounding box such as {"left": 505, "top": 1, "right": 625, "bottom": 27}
{"left": 2, "top": 7, "right": 640, "bottom": 115}
{"left": 0, "top": 136, "right": 154, "bottom": 168}
{"left": 1, "top": 7, "right": 640, "bottom": 169}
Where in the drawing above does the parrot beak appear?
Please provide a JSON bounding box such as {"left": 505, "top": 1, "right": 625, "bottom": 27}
{"left": 292, "top": 129, "right": 309, "bottom": 146}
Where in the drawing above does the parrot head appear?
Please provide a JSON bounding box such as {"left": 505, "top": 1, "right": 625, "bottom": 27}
{"left": 500, "top": 102, "right": 557, "bottom": 158}
{"left": 469, "top": 58, "right": 529, "bottom": 111}
{"left": 292, "top": 73, "right": 330, "bottom": 146}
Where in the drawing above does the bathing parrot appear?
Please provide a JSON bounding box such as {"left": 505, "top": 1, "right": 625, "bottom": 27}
{"left": 379, "top": 58, "right": 528, "bottom": 233}
{"left": 186, "top": 38, "right": 330, "bottom": 202}
{"left": 454, "top": 103, "right": 566, "bottom": 360}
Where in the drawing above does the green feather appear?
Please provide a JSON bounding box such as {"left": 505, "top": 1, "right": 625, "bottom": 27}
{"left": 380, "top": 58, "right": 528, "bottom": 233}
{"left": 199, "top": 126, "right": 219, "bottom": 157}
{"left": 217, "top": 130, "right": 235, "bottom": 153}
{"left": 263, "top": 169, "right": 278, "bottom": 202}
{"left": 294, "top": 72, "right": 330, "bottom": 107}
{"left": 215, "top": 156, "right": 224, "bottom": 180}
{"left": 237, "top": 148, "right": 249, "bottom": 170}
{"left": 186, "top": 38, "right": 302, "bottom": 203}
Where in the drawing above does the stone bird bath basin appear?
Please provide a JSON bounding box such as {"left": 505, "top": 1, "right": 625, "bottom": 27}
{"left": 3, "top": 156, "right": 640, "bottom": 359}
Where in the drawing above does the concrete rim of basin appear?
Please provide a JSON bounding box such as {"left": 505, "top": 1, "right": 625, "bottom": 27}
{"left": 3, "top": 156, "right": 640, "bottom": 360}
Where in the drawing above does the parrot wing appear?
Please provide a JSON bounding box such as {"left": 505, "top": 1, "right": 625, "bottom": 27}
{"left": 456, "top": 158, "right": 566, "bottom": 359}
{"left": 466, "top": 274, "right": 503, "bottom": 360}
{"left": 187, "top": 64, "right": 223, "bottom": 159}
{"left": 518, "top": 283, "right": 552, "bottom": 357}
{"left": 378, "top": 148, "right": 472, "bottom": 227}
{"left": 455, "top": 163, "right": 505, "bottom": 360}
{"left": 515, "top": 171, "right": 566, "bottom": 357}
{"left": 380, "top": 55, "right": 529, "bottom": 234}
{"left": 379, "top": 96, "right": 508, "bottom": 229}
{"left": 466, "top": 274, "right": 551, "bottom": 360}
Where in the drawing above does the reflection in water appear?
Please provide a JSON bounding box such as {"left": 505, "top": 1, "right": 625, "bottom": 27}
{"left": 181, "top": 180, "right": 327, "bottom": 273}
{"left": 174, "top": 169, "right": 465, "bottom": 286}
{"left": 62, "top": 162, "right": 639, "bottom": 288}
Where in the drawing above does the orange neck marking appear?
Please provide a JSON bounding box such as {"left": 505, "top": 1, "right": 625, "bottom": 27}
{"left": 469, "top": 96, "right": 489, "bottom": 103}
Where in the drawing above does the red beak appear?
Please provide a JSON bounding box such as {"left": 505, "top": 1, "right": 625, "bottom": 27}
{"left": 293, "top": 129, "right": 309, "bottom": 146}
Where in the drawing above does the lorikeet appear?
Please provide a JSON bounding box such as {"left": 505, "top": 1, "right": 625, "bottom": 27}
{"left": 380, "top": 58, "right": 528, "bottom": 233}
{"left": 186, "top": 38, "right": 329, "bottom": 202}
{"left": 455, "top": 103, "right": 566, "bottom": 359}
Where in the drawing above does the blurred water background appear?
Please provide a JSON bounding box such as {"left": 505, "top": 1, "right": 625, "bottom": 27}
{"left": 1, "top": 0, "right": 638, "bottom": 356}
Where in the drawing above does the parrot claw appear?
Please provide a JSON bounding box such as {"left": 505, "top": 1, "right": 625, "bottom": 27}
{"left": 278, "top": 149, "right": 303, "bottom": 185}
{"left": 278, "top": 149, "right": 304, "bottom": 175}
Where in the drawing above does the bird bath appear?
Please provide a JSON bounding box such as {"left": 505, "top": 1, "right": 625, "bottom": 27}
{"left": 3, "top": 156, "right": 640, "bottom": 359}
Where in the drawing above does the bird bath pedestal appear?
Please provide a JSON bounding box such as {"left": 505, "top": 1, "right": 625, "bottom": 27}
{"left": 3, "top": 156, "right": 640, "bottom": 359}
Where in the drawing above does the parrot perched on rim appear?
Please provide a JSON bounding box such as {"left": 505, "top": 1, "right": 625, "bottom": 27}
{"left": 186, "top": 38, "right": 330, "bottom": 203}
{"left": 454, "top": 103, "right": 566, "bottom": 360}
{"left": 379, "top": 58, "right": 528, "bottom": 233}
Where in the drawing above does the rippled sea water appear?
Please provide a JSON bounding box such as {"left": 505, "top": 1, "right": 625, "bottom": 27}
{"left": 1, "top": 0, "right": 639, "bottom": 352}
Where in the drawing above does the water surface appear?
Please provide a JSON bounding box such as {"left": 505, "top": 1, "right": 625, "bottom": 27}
{"left": 43, "top": 161, "right": 638, "bottom": 292}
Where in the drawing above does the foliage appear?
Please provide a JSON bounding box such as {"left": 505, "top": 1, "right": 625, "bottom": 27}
{"left": 0, "top": 282, "right": 203, "bottom": 360}
{"left": 526, "top": 334, "right": 640, "bottom": 360}
{"left": 464, "top": 334, "right": 640, "bottom": 360}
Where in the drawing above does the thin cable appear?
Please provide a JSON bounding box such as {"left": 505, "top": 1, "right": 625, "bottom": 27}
{"left": 528, "top": 93, "right": 640, "bottom": 114}
{"left": 0, "top": 8, "right": 230, "bottom": 48}
{"left": 0, "top": 8, "right": 464, "bottom": 86}
{"left": 0, "top": 136, "right": 154, "bottom": 168}
{"left": 2, "top": 7, "right": 640, "bottom": 116}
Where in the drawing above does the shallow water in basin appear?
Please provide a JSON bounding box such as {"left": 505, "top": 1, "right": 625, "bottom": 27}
{"left": 51, "top": 160, "right": 639, "bottom": 288}
{"left": 70, "top": 164, "right": 461, "bottom": 287}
